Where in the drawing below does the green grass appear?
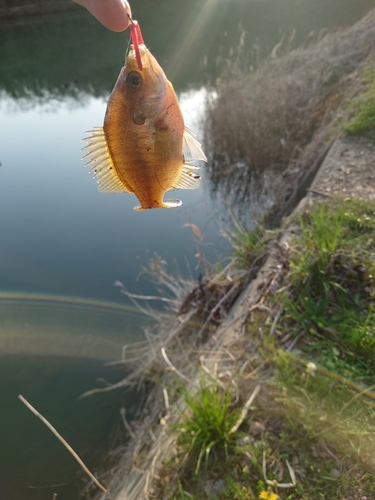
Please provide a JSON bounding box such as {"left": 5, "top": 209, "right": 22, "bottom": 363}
{"left": 274, "top": 350, "right": 375, "bottom": 470}
{"left": 155, "top": 197, "right": 375, "bottom": 500}
{"left": 175, "top": 378, "right": 242, "bottom": 473}
{"left": 172, "top": 482, "right": 196, "bottom": 499}
{"left": 281, "top": 198, "right": 375, "bottom": 384}
{"left": 344, "top": 65, "right": 375, "bottom": 137}
{"left": 224, "top": 215, "right": 272, "bottom": 271}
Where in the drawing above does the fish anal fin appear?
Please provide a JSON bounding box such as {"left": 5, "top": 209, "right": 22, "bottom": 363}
{"left": 82, "top": 128, "right": 132, "bottom": 194}
{"left": 170, "top": 164, "right": 201, "bottom": 191}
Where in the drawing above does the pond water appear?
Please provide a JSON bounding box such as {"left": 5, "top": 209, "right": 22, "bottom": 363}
{"left": 1, "top": 0, "right": 375, "bottom": 498}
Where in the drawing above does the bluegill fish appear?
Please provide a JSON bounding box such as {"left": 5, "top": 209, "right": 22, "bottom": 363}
{"left": 82, "top": 23, "right": 207, "bottom": 211}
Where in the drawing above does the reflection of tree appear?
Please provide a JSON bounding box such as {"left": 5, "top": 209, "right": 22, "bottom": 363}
{"left": 0, "top": 0, "right": 228, "bottom": 105}
{"left": 0, "top": 11, "right": 127, "bottom": 105}
{"left": 1, "top": 0, "right": 374, "bottom": 109}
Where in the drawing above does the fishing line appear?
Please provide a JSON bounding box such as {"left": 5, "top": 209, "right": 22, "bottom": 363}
{"left": 125, "top": 13, "right": 133, "bottom": 60}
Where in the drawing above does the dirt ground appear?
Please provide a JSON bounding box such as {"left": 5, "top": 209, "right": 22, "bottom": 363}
{"left": 309, "top": 136, "right": 375, "bottom": 200}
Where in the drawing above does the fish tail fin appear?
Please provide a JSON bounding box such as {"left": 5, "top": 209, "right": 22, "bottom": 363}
{"left": 163, "top": 199, "right": 182, "bottom": 209}
{"left": 133, "top": 199, "right": 182, "bottom": 211}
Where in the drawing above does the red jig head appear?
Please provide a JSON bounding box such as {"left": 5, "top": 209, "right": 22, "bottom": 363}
{"left": 130, "top": 20, "right": 144, "bottom": 71}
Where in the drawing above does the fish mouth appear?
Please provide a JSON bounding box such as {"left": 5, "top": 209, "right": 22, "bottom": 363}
{"left": 127, "top": 44, "right": 149, "bottom": 71}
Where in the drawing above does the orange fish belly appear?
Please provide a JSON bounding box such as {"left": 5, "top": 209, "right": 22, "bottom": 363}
{"left": 104, "top": 80, "right": 185, "bottom": 209}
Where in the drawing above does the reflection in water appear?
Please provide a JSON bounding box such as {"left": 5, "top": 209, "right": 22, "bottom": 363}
{"left": 0, "top": 93, "right": 226, "bottom": 304}
{"left": 0, "top": 293, "right": 146, "bottom": 358}
{"left": 2, "top": 0, "right": 375, "bottom": 105}
{"left": 0, "top": 295, "right": 144, "bottom": 500}
{"left": 1, "top": 356, "right": 137, "bottom": 500}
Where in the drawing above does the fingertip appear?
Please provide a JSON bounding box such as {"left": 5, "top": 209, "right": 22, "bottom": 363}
{"left": 74, "top": 0, "right": 132, "bottom": 32}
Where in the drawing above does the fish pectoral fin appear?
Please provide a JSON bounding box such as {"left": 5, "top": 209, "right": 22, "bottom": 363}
{"left": 82, "top": 127, "right": 132, "bottom": 194}
{"left": 170, "top": 164, "right": 201, "bottom": 190}
{"left": 183, "top": 127, "right": 207, "bottom": 162}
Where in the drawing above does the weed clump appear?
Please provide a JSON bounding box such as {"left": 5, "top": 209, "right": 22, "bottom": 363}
{"left": 344, "top": 65, "right": 375, "bottom": 137}
{"left": 204, "top": 9, "right": 375, "bottom": 209}
{"left": 283, "top": 199, "right": 375, "bottom": 384}
{"left": 175, "top": 379, "right": 242, "bottom": 473}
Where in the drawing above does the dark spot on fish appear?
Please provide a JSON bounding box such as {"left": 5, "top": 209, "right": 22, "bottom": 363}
{"left": 154, "top": 118, "right": 169, "bottom": 132}
{"left": 133, "top": 113, "right": 146, "bottom": 125}
{"left": 146, "top": 147, "right": 151, "bottom": 152}
{"left": 125, "top": 71, "right": 143, "bottom": 90}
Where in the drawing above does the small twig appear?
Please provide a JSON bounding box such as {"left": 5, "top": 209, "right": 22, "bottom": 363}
{"left": 199, "top": 360, "right": 226, "bottom": 389}
{"left": 18, "top": 395, "right": 110, "bottom": 497}
{"left": 148, "top": 429, "right": 156, "bottom": 442}
{"left": 160, "top": 387, "right": 171, "bottom": 425}
{"left": 263, "top": 451, "right": 296, "bottom": 488}
{"left": 229, "top": 385, "right": 261, "bottom": 434}
{"left": 120, "top": 407, "right": 136, "bottom": 440}
{"left": 306, "top": 188, "right": 331, "bottom": 197}
{"left": 121, "top": 345, "right": 127, "bottom": 362}
{"left": 286, "top": 331, "right": 305, "bottom": 351}
{"left": 338, "top": 383, "right": 375, "bottom": 416}
{"left": 244, "top": 360, "right": 267, "bottom": 379}
{"left": 143, "top": 447, "right": 162, "bottom": 499}
{"left": 321, "top": 442, "right": 340, "bottom": 463}
{"left": 161, "top": 347, "right": 191, "bottom": 384}
{"left": 120, "top": 287, "right": 175, "bottom": 303}
{"left": 163, "top": 387, "right": 170, "bottom": 414}
{"left": 269, "top": 306, "right": 283, "bottom": 336}
{"left": 275, "top": 283, "right": 291, "bottom": 294}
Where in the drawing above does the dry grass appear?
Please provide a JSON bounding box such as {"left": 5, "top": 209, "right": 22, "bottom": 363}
{"left": 204, "top": 8, "right": 375, "bottom": 210}
{"left": 84, "top": 249, "right": 254, "bottom": 498}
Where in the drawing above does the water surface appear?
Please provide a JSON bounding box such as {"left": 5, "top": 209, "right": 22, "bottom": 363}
{"left": 1, "top": 1, "right": 375, "bottom": 498}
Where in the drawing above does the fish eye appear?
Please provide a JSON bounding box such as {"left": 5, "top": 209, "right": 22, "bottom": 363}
{"left": 125, "top": 71, "right": 143, "bottom": 89}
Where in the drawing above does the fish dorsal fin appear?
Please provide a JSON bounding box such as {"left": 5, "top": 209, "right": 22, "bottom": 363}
{"left": 81, "top": 127, "right": 131, "bottom": 194}
{"left": 183, "top": 127, "right": 207, "bottom": 162}
{"left": 171, "top": 164, "right": 201, "bottom": 190}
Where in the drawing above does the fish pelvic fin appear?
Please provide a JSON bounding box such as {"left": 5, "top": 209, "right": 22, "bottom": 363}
{"left": 183, "top": 127, "right": 207, "bottom": 162}
{"left": 81, "top": 127, "right": 132, "bottom": 194}
{"left": 133, "top": 199, "right": 182, "bottom": 211}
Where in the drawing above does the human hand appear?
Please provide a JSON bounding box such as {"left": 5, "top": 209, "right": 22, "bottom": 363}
{"left": 73, "top": 0, "right": 131, "bottom": 32}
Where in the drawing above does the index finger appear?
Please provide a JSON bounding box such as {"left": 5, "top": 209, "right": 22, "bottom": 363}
{"left": 73, "top": 0, "right": 132, "bottom": 32}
